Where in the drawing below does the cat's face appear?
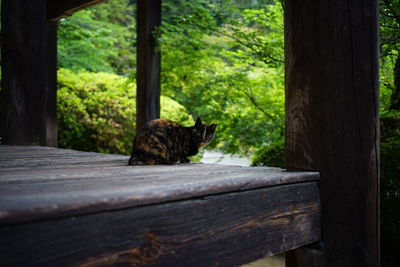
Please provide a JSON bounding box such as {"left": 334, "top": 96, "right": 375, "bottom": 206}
{"left": 192, "top": 118, "right": 217, "bottom": 149}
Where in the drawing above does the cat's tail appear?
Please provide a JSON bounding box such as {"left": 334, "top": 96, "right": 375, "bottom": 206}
{"left": 128, "top": 155, "right": 144, "bottom": 166}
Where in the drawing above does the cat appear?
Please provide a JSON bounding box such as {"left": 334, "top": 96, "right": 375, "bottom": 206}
{"left": 129, "top": 118, "right": 217, "bottom": 165}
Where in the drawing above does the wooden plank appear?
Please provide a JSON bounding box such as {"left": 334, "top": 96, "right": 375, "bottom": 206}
{"left": 136, "top": 0, "right": 161, "bottom": 131}
{"left": 0, "top": 182, "right": 321, "bottom": 266}
{"left": 0, "top": 145, "right": 128, "bottom": 168}
{"left": 0, "top": 146, "right": 319, "bottom": 226}
{"left": 1, "top": 0, "right": 57, "bottom": 147}
{"left": 284, "top": 0, "right": 380, "bottom": 266}
{"left": 47, "top": 0, "right": 108, "bottom": 21}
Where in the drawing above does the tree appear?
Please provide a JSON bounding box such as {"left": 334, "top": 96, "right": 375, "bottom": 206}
{"left": 159, "top": 0, "right": 285, "bottom": 156}
{"left": 379, "top": 1, "right": 400, "bottom": 266}
{"left": 58, "top": 0, "right": 136, "bottom": 75}
{"left": 380, "top": 0, "right": 400, "bottom": 110}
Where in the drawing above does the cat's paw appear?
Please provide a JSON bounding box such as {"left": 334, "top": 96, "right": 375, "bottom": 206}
{"left": 180, "top": 158, "right": 190, "bottom": 164}
{"left": 128, "top": 155, "right": 143, "bottom": 165}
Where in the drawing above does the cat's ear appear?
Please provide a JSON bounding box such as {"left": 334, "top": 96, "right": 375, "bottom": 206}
{"left": 195, "top": 117, "right": 202, "bottom": 127}
{"left": 209, "top": 123, "right": 217, "bottom": 132}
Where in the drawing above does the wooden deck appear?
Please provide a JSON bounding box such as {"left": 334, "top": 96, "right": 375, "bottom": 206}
{"left": 0, "top": 145, "right": 321, "bottom": 266}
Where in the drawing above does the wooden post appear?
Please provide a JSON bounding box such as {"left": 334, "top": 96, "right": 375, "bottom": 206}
{"left": 1, "top": 0, "right": 57, "bottom": 146}
{"left": 136, "top": 0, "right": 161, "bottom": 132}
{"left": 284, "top": 0, "right": 380, "bottom": 266}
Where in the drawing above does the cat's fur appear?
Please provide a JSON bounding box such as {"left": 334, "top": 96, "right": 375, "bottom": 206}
{"left": 129, "top": 118, "right": 217, "bottom": 165}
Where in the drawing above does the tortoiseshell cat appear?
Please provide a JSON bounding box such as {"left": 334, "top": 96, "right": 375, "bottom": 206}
{"left": 129, "top": 118, "right": 217, "bottom": 165}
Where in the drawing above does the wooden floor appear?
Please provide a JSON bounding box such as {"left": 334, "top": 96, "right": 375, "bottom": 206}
{"left": 0, "top": 145, "right": 321, "bottom": 266}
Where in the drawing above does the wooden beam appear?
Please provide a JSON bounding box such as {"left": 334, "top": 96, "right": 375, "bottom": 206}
{"left": 0, "top": 182, "right": 320, "bottom": 266}
{"left": 136, "top": 0, "right": 161, "bottom": 132}
{"left": 1, "top": 0, "right": 57, "bottom": 147}
{"left": 47, "top": 0, "right": 108, "bottom": 21}
{"left": 284, "top": 0, "right": 380, "bottom": 266}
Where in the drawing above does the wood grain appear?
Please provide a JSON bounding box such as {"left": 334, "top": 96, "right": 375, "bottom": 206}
{"left": 0, "top": 182, "right": 321, "bottom": 267}
{"left": 284, "top": 0, "right": 380, "bottom": 266}
{"left": 136, "top": 0, "right": 161, "bottom": 131}
{"left": 0, "top": 146, "right": 319, "bottom": 226}
{"left": 1, "top": 0, "right": 57, "bottom": 146}
{"left": 0, "top": 146, "right": 321, "bottom": 266}
{"left": 47, "top": 0, "right": 108, "bottom": 21}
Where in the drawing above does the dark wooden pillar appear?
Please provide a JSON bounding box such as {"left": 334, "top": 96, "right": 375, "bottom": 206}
{"left": 1, "top": 0, "right": 57, "bottom": 146}
{"left": 136, "top": 0, "right": 161, "bottom": 132}
{"left": 284, "top": 0, "right": 379, "bottom": 266}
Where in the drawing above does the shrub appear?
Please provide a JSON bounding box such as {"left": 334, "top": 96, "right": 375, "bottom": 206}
{"left": 251, "top": 139, "right": 285, "bottom": 168}
{"left": 57, "top": 68, "right": 193, "bottom": 154}
{"left": 380, "top": 111, "right": 400, "bottom": 267}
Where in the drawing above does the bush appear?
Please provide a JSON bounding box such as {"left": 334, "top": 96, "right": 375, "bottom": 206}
{"left": 57, "top": 68, "right": 193, "bottom": 154}
{"left": 251, "top": 139, "right": 285, "bottom": 168}
{"left": 380, "top": 111, "right": 400, "bottom": 267}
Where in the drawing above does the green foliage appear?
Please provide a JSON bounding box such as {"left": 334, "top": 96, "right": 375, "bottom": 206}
{"left": 380, "top": 111, "right": 400, "bottom": 267}
{"left": 379, "top": 1, "right": 400, "bottom": 266}
{"left": 380, "top": 0, "right": 400, "bottom": 111}
{"left": 251, "top": 139, "right": 285, "bottom": 168}
{"left": 58, "top": 0, "right": 136, "bottom": 75}
{"left": 56, "top": 0, "right": 286, "bottom": 160}
{"left": 54, "top": 2, "right": 399, "bottom": 266}
{"left": 57, "top": 69, "right": 192, "bottom": 155}
{"left": 380, "top": 0, "right": 400, "bottom": 58}
{"left": 220, "top": 4, "right": 284, "bottom": 67}
{"left": 160, "top": 0, "right": 285, "bottom": 157}
{"left": 160, "top": 96, "right": 194, "bottom": 125}
{"left": 57, "top": 69, "right": 136, "bottom": 154}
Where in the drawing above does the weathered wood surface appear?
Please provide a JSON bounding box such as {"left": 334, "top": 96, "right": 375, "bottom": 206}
{"left": 0, "top": 182, "right": 320, "bottom": 267}
{"left": 0, "top": 145, "right": 319, "bottom": 225}
{"left": 136, "top": 0, "right": 161, "bottom": 131}
{"left": 0, "top": 146, "right": 321, "bottom": 266}
{"left": 47, "top": 0, "right": 108, "bottom": 21}
{"left": 284, "top": 0, "right": 380, "bottom": 266}
{"left": 1, "top": 0, "right": 57, "bottom": 147}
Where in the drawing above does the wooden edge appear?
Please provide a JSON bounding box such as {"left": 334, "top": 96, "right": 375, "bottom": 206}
{"left": 0, "top": 171, "right": 319, "bottom": 226}
{"left": 0, "top": 182, "right": 321, "bottom": 266}
{"left": 47, "top": 0, "right": 108, "bottom": 21}
{"left": 0, "top": 146, "right": 320, "bottom": 226}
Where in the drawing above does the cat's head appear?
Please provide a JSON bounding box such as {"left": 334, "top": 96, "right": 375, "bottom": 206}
{"left": 192, "top": 117, "right": 217, "bottom": 149}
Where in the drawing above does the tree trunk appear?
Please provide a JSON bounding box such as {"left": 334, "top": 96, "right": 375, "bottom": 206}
{"left": 389, "top": 52, "right": 400, "bottom": 110}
